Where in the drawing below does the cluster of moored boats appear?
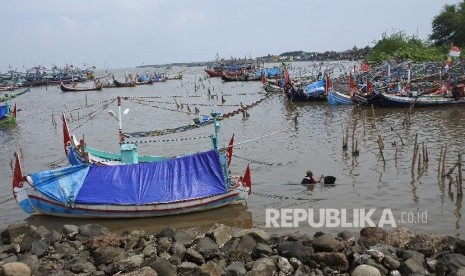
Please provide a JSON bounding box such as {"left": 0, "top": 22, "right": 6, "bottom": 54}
{"left": 260, "top": 61, "right": 465, "bottom": 108}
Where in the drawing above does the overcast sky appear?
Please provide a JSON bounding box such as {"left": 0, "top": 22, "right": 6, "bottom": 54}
{"left": 0, "top": 0, "right": 459, "bottom": 71}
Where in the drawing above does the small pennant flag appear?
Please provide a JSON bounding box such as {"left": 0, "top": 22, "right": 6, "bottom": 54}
{"left": 226, "top": 134, "right": 234, "bottom": 167}
{"left": 243, "top": 164, "right": 251, "bottom": 195}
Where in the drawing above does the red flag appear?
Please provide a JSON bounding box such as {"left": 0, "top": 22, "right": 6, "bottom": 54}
{"left": 243, "top": 164, "right": 251, "bottom": 195}
{"left": 12, "top": 153, "right": 24, "bottom": 191}
{"left": 12, "top": 103, "right": 17, "bottom": 119}
{"left": 349, "top": 73, "right": 356, "bottom": 98}
{"left": 360, "top": 63, "right": 370, "bottom": 72}
{"left": 261, "top": 71, "right": 266, "bottom": 84}
{"left": 62, "top": 113, "right": 71, "bottom": 156}
{"left": 226, "top": 134, "right": 234, "bottom": 167}
{"left": 284, "top": 69, "right": 291, "bottom": 86}
{"left": 367, "top": 80, "right": 373, "bottom": 93}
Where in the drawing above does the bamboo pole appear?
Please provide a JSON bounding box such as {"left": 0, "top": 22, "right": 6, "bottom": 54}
{"left": 458, "top": 153, "right": 463, "bottom": 197}
{"left": 371, "top": 105, "right": 385, "bottom": 164}
{"left": 438, "top": 146, "right": 443, "bottom": 179}
{"left": 352, "top": 117, "right": 359, "bottom": 156}
{"left": 418, "top": 152, "right": 422, "bottom": 173}
{"left": 442, "top": 144, "right": 448, "bottom": 177}
{"left": 412, "top": 133, "right": 418, "bottom": 172}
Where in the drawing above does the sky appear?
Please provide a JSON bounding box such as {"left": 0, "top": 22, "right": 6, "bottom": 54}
{"left": 0, "top": 0, "right": 460, "bottom": 71}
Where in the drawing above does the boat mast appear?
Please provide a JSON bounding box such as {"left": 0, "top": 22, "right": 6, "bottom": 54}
{"left": 118, "top": 96, "right": 123, "bottom": 144}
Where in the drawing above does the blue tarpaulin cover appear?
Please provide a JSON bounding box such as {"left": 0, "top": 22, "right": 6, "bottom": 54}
{"left": 0, "top": 105, "right": 8, "bottom": 120}
{"left": 31, "top": 150, "right": 227, "bottom": 205}
{"left": 304, "top": 79, "right": 326, "bottom": 95}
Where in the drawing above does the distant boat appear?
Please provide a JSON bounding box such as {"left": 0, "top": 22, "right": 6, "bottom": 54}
{"left": 372, "top": 92, "right": 465, "bottom": 107}
{"left": 204, "top": 68, "right": 223, "bottom": 77}
{"left": 60, "top": 81, "right": 102, "bottom": 92}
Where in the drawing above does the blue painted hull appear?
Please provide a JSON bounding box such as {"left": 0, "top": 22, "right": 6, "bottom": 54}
{"left": 327, "top": 90, "right": 353, "bottom": 105}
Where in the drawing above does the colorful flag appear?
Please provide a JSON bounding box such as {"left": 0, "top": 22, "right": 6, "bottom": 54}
{"left": 226, "top": 134, "right": 234, "bottom": 167}
{"left": 284, "top": 69, "right": 291, "bottom": 86}
{"left": 449, "top": 46, "right": 461, "bottom": 57}
{"left": 360, "top": 63, "right": 370, "bottom": 72}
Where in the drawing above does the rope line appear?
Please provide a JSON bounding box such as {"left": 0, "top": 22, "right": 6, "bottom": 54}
{"left": 123, "top": 135, "right": 211, "bottom": 144}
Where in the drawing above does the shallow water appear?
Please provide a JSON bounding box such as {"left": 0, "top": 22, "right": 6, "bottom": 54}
{"left": 0, "top": 62, "right": 463, "bottom": 237}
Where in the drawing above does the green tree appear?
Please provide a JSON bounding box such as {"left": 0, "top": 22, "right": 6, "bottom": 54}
{"left": 430, "top": 1, "right": 465, "bottom": 47}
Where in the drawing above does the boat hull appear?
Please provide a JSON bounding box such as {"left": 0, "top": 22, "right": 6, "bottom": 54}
{"left": 327, "top": 90, "right": 353, "bottom": 105}
{"left": 373, "top": 93, "right": 465, "bottom": 107}
{"left": 16, "top": 187, "right": 242, "bottom": 218}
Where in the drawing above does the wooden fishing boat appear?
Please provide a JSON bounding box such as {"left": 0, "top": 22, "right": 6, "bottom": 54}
{"left": 327, "top": 89, "right": 353, "bottom": 105}
{"left": 62, "top": 113, "right": 167, "bottom": 165}
{"left": 12, "top": 150, "right": 252, "bottom": 218}
{"left": 0, "top": 102, "right": 16, "bottom": 124}
{"left": 204, "top": 68, "right": 223, "bottom": 77}
{"left": 371, "top": 92, "right": 465, "bottom": 107}
{"left": 60, "top": 82, "right": 103, "bottom": 92}
{"left": 113, "top": 80, "right": 136, "bottom": 87}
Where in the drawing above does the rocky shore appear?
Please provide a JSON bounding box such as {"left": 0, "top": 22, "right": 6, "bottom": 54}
{"left": 0, "top": 223, "right": 464, "bottom": 276}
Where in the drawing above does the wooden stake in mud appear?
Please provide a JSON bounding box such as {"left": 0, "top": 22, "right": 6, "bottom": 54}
{"left": 458, "top": 153, "right": 463, "bottom": 197}
{"left": 442, "top": 144, "right": 448, "bottom": 177}
{"left": 412, "top": 133, "right": 418, "bottom": 172}
{"left": 352, "top": 117, "right": 359, "bottom": 156}
{"left": 371, "top": 105, "right": 385, "bottom": 164}
{"left": 438, "top": 146, "right": 443, "bottom": 179}
{"left": 418, "top": 152, "right": 422, "bottom": 173}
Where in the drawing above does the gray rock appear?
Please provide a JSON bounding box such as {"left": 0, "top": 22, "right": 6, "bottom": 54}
{"left": 174, "top": 229, "right": 196, "bottom": 246}
{"left": 251, "top": 243, "right": 273, "bottom": 259}
{"left": 78, "top": 224, "right": 110, "bottom": 238}
{"left": 158, "top": 236, "right": 172, "bottom": 253}
{"left": 276, "top": 256, "right": 294, "bottom": 275}
{"left": 455, "top": 239, "right": 465, "bottom": 255}
{"left": 62, "top": 224, "right": 78, "bottom": 239}
{"left": 407, "top": 234, "right": 448, "bottom": 257}
{"left": 369, "top": 244, "right": 397, "bottom": 257}
{"left": 17, "top": 253, "right": 39, "bottom": 276}
{"left": 457, "top": 267, "right": 465, "bottom": 276}
{"left": 382, "top": 255, "right": 400, "bottom": 270}
{"left": 359, "top": 227, "right": 386, "bottom": 247}
{"left": 338, "top": 230, "right": 355, "bottom": 241}
{"left": 352, "top": 253, "right": 370, "bottom": 266}
{"left": 226, "top": 261, "right": 247, "bottom": 276}
{"left": 384, "top": 227, "right": 415, "bottom": 248}
{"left": 186, "top": 248, "right": 206, "bottom": 265}
{"left": 30, "top": 239, "right": 48, "bottom": 257}
{"left": 196, "top": 237, "right": 220, "bottom": 260}
{"left": 365, "top": 249, "right": 384, "bottom": 263}
{"left": 143, "top": 243, "right": 157, "bottom": 257}
{"left": 199, "top": 261, "right": 226, "bottom": 276}
{"left": 44, "top": 230, "right": 62, "bottom": 245}
{"left": 159, "top": 226, "right": 177, "bottom": 239}
{"left": 436, "top": 253, "right": 465, "bottom": 276}
{"left": 0, "top": 254, "right": 18, "bottom": 264}
{"left": 207, "top": 224, "right": 232, "bottom": 248}
{"left": 169, "top": 254, "right": 182, "bottom": 266}
{"left": 70, "top": 261, "right": 97, "bottom": 274}
{"left": 351, "top": 264, "right": 381, "bottom": 276}
{"left": 389, "top": 271, "right": 401, "bottom": 276}
{"left": 313, "top": 234, "right": 344, "bottom": 252}
{"left": 178, "top": 261, "right": 200, "bottom": 276}
{"left": 237, "top": 235, "right": 257, "bottom": 254}
{"left": 35, "top": 225, "right": 50, "bottom": 238}
{"left": 425, "top": 258, "right": 437, "bottom": 272}
{"left": 288, "top": 257, "right": 302, "bottom": 270}
{"left": 125, "top": 230, "right": 146, "bottom": 250}
{"left": 170, "top": 241, "right": 186, "bottom": 259}
{"left": 48, "top": 270, "right": 75, "bottom": 276}
{"left": 1, "top": 224, "right": 40, "bottom": 252}
{"left": 310, "top": 252, "right": 349, "bottom": 272}
{"left": 399, "top": 258, "right": 428, "bottom": 276}
{"left": 366, "top": 259, "right": 389, "bottom": 275}
{"left": 118, "top": 254, "right": 145, "bottom": 272}
{"left": 53, "top": 241, "right": 76, "bottom": 255}
{"left": 159, "top": 252, "right": 171, "bottom": 261}
{"left": 277, "top": 241, "right": 309, "bottom": 263}
{"left": 148, "top": 258, "right": 177, "bottom": 276}
{"left": 401, "top": 249, "right": 425, "bottom": 262}
{"left": 233, "top": 229, "right": 269, "bottom": 244}
{"left": 93, "top": 246, "right": 126, "bottom": 266}
{"left": 250, "top": 257, "right": 276, "bottom": 275}
{"left": 119, "top": 267, "right": 158, "bottom": 276}
{"left": 293, "top": 265, "right": 311, "bottom": 276}
{"left": 1, "top": 262, "right": 31, "bottom": 276}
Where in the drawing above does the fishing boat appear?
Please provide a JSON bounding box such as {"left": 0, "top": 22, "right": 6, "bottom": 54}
{"left": 327, "top": 89, "right": 353, "bottom": 105}
{"left": 12, "top": 150, "right": 252, "bottom": 218}
{"left": 62, "top": 113, "right": 167, "bottom": 165}
{"left": 0, "top": 102, "right": 16, "bottom": 124}
{"left": 371, "top": 92, "right": 465, "bottom": 107}
{"left": 204, "top": 68, "right": 223, "bottom": 78}
{"left": 60, "top": 81, "right": 103, "bottom": 92}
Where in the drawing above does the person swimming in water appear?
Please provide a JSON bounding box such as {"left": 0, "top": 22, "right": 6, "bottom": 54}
{"left": 301, "top": 170, "right": 323, "bottom": 184}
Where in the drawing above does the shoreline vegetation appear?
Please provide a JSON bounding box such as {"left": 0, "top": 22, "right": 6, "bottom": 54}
{"left": 0, "top": 222, "right": 464, "bottom": 275}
